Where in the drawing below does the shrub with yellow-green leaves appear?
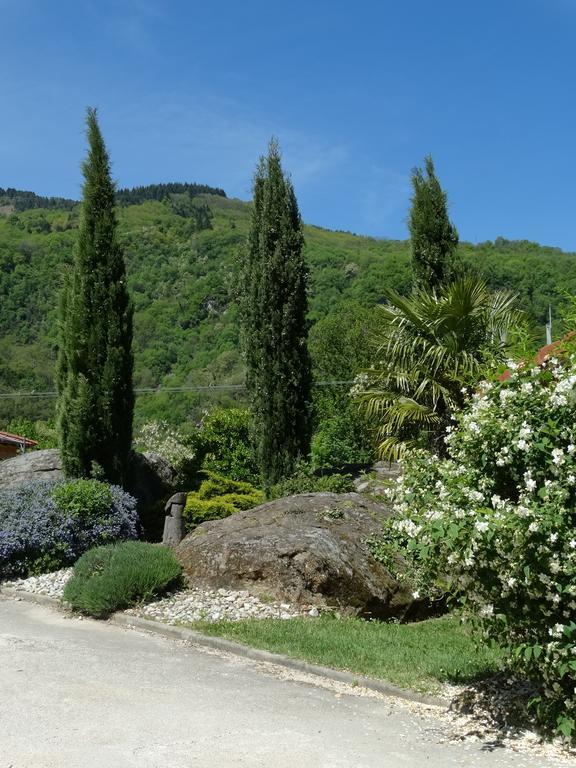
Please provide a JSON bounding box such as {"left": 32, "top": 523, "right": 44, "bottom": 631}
{"left": 183, "top": 471, "right": 263, "bottom": 530}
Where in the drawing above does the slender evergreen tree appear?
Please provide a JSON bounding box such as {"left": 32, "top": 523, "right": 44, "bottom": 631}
{"left": 56, "top": 108, "right": 134, "bottom": 483}
{"left": 409, "top": 155, "right": 459, "bottom": 289}
{"left": 241, "top": 139, "right": 312, "bottom": 487}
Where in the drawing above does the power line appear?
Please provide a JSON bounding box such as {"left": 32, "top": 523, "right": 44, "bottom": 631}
{"left": 0, "top": 380, "right": 355, "bottom": 400}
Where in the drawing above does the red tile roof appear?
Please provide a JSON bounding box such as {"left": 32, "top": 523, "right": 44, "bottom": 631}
{"left": 499, "top": 333, "right": 575, "bottom": 381}
{"left": 0, "top": 431, "right": 38, "bottom": 447}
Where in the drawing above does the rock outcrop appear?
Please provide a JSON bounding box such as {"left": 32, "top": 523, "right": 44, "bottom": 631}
{"left": 176, "top": 492, "right": 422, "bottom": 620}
{"left": 0, "top": 448, "right": 63, "bottom": 488}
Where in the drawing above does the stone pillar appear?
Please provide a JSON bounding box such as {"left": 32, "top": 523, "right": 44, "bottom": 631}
{"left": 162, "top": 492, "right": 187, "bottom": 547}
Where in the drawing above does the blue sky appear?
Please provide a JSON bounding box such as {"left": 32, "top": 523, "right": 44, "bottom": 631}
{"left": 2, "top": 0, "right": 575, "bottom": 249}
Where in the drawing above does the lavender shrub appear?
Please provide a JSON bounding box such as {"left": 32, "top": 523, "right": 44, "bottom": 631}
{"left": 0, "top": 480, "right": 138, "bottom": 578}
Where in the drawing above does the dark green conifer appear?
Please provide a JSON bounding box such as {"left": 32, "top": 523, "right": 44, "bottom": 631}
{"left": 56, "top": 108, "right": 134, "bottom": 483}
{"left": 409, "top": 155, "right": 459, "bottom": 289}
{"left": 241, "top": 139, "right": 312, "bottom": 487}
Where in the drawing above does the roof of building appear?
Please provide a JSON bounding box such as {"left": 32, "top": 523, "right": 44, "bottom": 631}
{"left": 499, "top": 333, "right": 574, "bottom": 381}
{"left": 0, "top": 431, "right": 39, "bottom": 447}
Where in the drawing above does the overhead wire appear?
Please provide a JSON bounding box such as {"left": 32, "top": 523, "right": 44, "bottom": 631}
{"left": 0, "top": 380, "right": 356, "bottom": 400}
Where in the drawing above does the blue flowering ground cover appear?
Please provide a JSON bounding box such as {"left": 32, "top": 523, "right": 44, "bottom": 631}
{"left": 0, "top": 479, "right": 139, "bottom": 579}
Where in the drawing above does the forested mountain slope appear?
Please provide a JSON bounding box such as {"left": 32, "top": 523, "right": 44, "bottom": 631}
{"left": 0, "top": 188, "right": 574, "bottom": 425}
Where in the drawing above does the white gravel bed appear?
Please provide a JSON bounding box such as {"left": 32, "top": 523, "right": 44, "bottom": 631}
{"left": 125, "top": 588, "right": 313, "bottom": 624}
{"left": 1, "top": 568, "right": 73, "bottom": 599}
{"left": 1, "top": 568, "right": 317, "bottom": 623}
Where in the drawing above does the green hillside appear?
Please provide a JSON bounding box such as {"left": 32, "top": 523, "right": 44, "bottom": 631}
{"left": 1, "top": 188, "right": 575, "bottom": 425}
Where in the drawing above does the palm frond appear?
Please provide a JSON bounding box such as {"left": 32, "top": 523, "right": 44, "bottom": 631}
{"left": 354, "top": 275, "right": 522, "bottom": 460}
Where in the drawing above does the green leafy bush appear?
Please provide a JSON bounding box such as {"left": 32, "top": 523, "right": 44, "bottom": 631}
{"left": 196, "top": 407, "right": 259, "bottom": 484}
{"left": 269, "top": 463, "right": 355, "bottom": 499}
{"left": 379, "top": 354, "right": 576, "bottom": 741}
{"left": 310, "top": 410, "right": 373, "bottom": 469}
{"left": 183, "top": 471, "right": 264, "bottom": 530}
{"left": 63, "top": 541, "right": 182, "bottom": 618}
{"left": 51, "top": 479, "right": 113, "bottom": 520}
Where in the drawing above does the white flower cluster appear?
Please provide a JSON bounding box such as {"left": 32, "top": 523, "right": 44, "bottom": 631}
{"left": 135, "top": 421, "right": 196, "bottom": 474}
{"left": 387, "top": 352, "right": 576, "bottom": 734}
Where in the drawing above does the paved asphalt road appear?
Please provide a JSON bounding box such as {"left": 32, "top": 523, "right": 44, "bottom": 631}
{"left": 0, "top": 598, "right": 572, "bottom": 768}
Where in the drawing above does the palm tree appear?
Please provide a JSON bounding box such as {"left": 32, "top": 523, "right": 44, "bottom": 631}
{"left": 356, "top": 277, "right": 522, "bottom": 459}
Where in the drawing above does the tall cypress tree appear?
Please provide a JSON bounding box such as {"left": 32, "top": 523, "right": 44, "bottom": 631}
{"left": 409, "top": 155, "right": 459, "bottom": 289}
{"left": 56, "top": 108, "right": 134, "bottom": 483}
{"left": 241, "top": 139, "right": 312, "bottom": 487}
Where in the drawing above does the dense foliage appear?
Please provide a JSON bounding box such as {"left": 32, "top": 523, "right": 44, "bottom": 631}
{"left": 354, "top": 277, "right": 521, "bottom": 459}
{"left": 409, "top": 155, "right": 459, "bottom": 289}
{"left": 241, "top": 140, "right": 312, "bottom": 486}
{"left": 5, "top": 417, "right": 57, "bottom": 449}
{"left": 0, "top": 181, "right": 575, "bottom": 430}
{"left": 309, "top": 301, "right": 377, "bottom": 468}
{"left": 63, "top": 541, "right": 181, "bottom": 618}
{"left": 0, "top": 479, "right": 138, "bottom": 578}
{"left": 183, "top": 471, "right": 263, "bottom": 530}
{"left": 268, "top": 463, "right": 355, "bottom": 499}
{"left": 194, "top": 407, "right": 259, "bottom": 483}
{"left": 56, "top": 108, "right": 134, "bottom": 483}
{"left": 377, "top": 353, "right": 576, "bottom": 739}
{"left": 135, "top": 407, "right": 258, "bottom": 485}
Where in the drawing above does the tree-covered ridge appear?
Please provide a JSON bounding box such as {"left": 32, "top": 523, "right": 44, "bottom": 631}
{"left": 0, "top": 187, "right": 77, "bottom": 212}
{"left": 115, "top": 182, "right": 226, "bottom": 206}
{"left": 0, "top": 181, "right": 226, "bottom": 214}
{"left": 1, "top": 191, "right": 576, "bottom": 425}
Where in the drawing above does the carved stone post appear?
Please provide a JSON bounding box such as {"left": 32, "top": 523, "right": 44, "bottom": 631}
{"left": 162, "top": 492, "right": 187, "bottom": 547}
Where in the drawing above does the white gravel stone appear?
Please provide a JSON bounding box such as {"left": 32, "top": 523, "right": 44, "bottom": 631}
{"left": 2, "top": 568, "right": 73, "bottom": 599}
{"left": 1, "top": 568, "right": 321, "bottom": 624}
{"left": 125, "top": 587, "right": 309, "bottom": 624}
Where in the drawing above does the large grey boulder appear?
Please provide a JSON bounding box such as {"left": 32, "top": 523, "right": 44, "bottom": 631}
{"left": 0, "top": 448, "right": 63, "bottom": 488}
{"left": 176, "top": 492, "right": 422, "bottom": 620}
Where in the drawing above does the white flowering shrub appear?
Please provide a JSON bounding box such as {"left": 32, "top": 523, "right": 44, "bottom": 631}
{"left": 135, "top": 421, "right": 197, "bottom": 480}
{"left": 379, "top": 355, "right": 576, "bottom": 739}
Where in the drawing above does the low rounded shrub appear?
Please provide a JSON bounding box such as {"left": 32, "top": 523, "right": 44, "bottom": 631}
{"left": 196, "top": 471, "right": 261, "bottom": 500}
{"left": 183, "top": 497, "right": 238, "bottom": 527}
{"left": 63, "top": 541, "right": 182, "bottom": 618}
{"left": 0, "top": 479, "right": 138, "bottom": 579}
{"left": 52, "top": 478, "right": 113, "bottom": 520}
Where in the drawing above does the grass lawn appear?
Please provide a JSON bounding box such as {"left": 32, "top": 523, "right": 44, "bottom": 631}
{"left": 189, "top": 613, "right": 503, "bottom": 694}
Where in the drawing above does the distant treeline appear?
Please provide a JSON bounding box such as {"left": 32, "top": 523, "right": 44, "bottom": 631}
{"left": 115, "top": 182, "right": 226, "bottom": 206}
{"left": 1, "top": 182, "right": 227, "bottom": 213}
{"left": 0, "top": 188, "right": 77, "bottom": 212}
